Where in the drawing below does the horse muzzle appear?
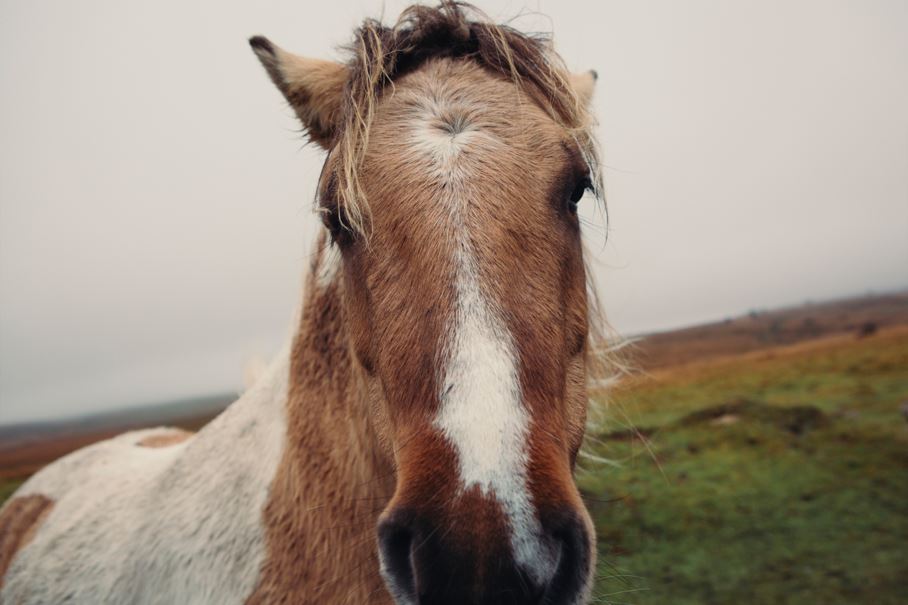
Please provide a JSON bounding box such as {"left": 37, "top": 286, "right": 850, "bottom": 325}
{"left": 377, "top": 504, "right": 592, "bottom": 605}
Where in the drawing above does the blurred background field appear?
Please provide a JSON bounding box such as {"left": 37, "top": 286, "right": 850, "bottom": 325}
{"left": 581, "top": 293, "right": 908, "bottom": 604}
{"left": 1, "top": 292, "right": 907, "bottom": 604}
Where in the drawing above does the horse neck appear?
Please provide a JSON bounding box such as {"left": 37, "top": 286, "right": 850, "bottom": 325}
{"left": 285, "top": 238, "right": 390, "bottom": 487}
{"left": 250, "top": 234, "right": 394, "bottom": 604}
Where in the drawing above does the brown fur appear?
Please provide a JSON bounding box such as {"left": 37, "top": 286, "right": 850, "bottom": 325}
{"left": 136, "top": 429, "right": 193, "bottom": 448}
{"left": 247, "top": 237, "right": 396, "bottom": 604}
{"left": 352, "top": 55, "right": 592, "bottom": 505}
{"left": 0, "top": 495, "right": 54, "bottom": 590}
{"left": 249, "top": 3, "right": 603, "bottom": 603}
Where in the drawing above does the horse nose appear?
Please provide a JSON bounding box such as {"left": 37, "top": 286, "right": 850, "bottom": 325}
{"left": 377, "top": 516, "right": 418, "bottom": 603}
{"left": 377, "top": 508, "right": 592, "bottom": 605}
{"left": 542, "top": 510, "right": 595, "bottom": 605}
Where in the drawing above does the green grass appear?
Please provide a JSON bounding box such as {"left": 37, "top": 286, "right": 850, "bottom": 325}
{"left": 581, "top": 331, "right": 908, "bottom": 604}
{"left": 0, "top": 479, "right": 24, "bottom": 505}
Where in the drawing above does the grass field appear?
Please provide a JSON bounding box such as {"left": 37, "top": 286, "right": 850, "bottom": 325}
{"left": 581, "top": 327, "right": 908, "bottom": 604}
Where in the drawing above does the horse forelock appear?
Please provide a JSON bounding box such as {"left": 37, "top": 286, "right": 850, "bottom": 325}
{"left": 327, "top": 0, "right": 602, "bottom": 239}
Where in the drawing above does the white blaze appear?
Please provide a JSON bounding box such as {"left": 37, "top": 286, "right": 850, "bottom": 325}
{"left": 420, "top": 108, "right": 554, "bottom": 582}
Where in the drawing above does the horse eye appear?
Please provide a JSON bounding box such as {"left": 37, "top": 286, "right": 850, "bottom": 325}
{"left": 322, "top": 206, "right": 354, "bottom": 247}
{"left": 568, "top": 177, "right": 592, "bottom": 211}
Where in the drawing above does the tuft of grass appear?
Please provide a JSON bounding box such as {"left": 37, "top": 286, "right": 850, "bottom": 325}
{"left": 581, "top": 329, "right": 908, "bottom": 604}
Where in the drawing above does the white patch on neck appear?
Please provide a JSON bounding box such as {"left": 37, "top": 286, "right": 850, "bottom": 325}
{"left": 316, "top": 239, "right": 342, "bottom": 289}
{"left": 420, "top": 103, "right": 555, "bottom": 583}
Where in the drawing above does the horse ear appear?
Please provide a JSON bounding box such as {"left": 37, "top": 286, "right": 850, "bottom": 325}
{"left": 570, "top": 70, "right": 598, "bottom": 107}
{"left": 250, "top": 36, "right": 348, "bottom": 149}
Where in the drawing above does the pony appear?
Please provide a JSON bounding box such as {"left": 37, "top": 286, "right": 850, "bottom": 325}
{"left": 0, "top": 3, "right": 606, "bottom": 604}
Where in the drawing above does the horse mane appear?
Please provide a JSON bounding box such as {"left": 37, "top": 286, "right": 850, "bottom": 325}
{"left": 332, "top": 0, "right": 602, "bottom": 236}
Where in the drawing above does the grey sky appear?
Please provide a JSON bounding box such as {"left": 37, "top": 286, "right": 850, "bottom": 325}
{"left": 1, "top": 1, "right": 906, "bottom": 423}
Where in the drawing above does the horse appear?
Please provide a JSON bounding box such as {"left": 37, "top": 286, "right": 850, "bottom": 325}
{"left": 0, "top": 3, "right": 606, "bottom": 604}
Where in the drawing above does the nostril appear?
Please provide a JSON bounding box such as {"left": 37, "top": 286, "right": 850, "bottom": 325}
{"left": 520, "top": 570, "right": 549, "bottom": 605}
{"left": 378, "top": 519, "right": 417, "bottom": 603}
{"left": 543, "top": 515, "right": 592, "bottom": 605}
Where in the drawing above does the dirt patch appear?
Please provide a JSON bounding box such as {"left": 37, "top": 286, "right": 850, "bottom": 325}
{"left": 679, "top": 398, "right": 827, "bottom": 435}
{"left": 600, "top": 427, "right": 655, "bottom": 442}
{"left": 710, "top": 414, "right": 740, "bottom": 426}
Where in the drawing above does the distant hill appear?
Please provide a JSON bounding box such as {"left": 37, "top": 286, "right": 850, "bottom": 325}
{"left": 632, "top": 291, "right": 908, "bottom": 370}
{"left": 0, "top": 393, "right": 235, "bottom": 479}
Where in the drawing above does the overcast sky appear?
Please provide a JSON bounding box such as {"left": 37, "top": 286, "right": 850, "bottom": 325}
{"left": 1, "top": 0, "right": 906, "bottom": 423}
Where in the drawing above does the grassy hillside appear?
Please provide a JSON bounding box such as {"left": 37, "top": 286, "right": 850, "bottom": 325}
{"left": 581, "top": 327, "right": 908, "bottom": 604}
{"left": 634, "top": 292, "right": 908, "bottom": 370}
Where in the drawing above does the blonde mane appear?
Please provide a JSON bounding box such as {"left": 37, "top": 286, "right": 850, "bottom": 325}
{"left": 332, "top": 0, "right": 602, "bottom": 236}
